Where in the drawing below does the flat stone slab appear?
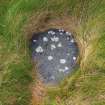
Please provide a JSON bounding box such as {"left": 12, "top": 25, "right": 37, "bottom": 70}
{"left": 30, "top": 29, "right": 79, "bottom": 85}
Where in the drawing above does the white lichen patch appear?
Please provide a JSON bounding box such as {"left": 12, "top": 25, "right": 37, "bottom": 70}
{"left": 50, "top": 75, "right": 55, "bottom": 80}
{"left": 43, "top": 37, "right": 48, "bottom": 42}
{"left": 66, "top": 31, "right": 71, "bottom": 36}
{"left": 70, "top": 39, "right": 74, "bottom": 43}
{"left": 73, "top": 56, "right": 76, "bottom": 60}
{"left": 51, "top": 36, "right": 59, "bottom": 42}
{"left": 60, "top": 59, "right": 66, "bottom": 64}
{"left": 48, "top": 31, "right": 55, "bottom": 35}
{"left": 58, "top": 69, "right": 65, "bottom": 72}
{"left": 60, "top": 32, "right": 63, "bottom": 35}
{"left": 48, "top": 56, "right": 53, "bottom": 61}
{"left": 51, "top": 44, "right": 56, "bottom": 50}
{"left": 57, "top": 42, "right": 62, "bottom": 47}
{"left": 59, "top": 29, "right": 64, "bottom": 32}
{"left": 33, "top": 39, "right": 37, "bottom": 42}
{"left": 65, "top": 66, "right": 69, "bottom": 71}
{"left": 35, "top": 46, "right": 44, "bottom": 53}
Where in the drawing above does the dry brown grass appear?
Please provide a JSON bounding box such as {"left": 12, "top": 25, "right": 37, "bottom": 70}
{"left": 23, "top": 11, "right": 77, "bottom": 38}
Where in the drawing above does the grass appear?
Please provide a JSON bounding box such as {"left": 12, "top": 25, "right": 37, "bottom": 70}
{"left": 0, "top": 0, "right": 105, "bottom": 105}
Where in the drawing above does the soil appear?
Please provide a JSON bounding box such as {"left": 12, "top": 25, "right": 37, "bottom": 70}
{"left": 31, "top": 80, "right": 47, "bottom": 105}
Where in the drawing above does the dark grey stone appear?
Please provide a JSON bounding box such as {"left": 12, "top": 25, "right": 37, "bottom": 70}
{"left": 30, "top": 29, "right": 79, "bottom": 85}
